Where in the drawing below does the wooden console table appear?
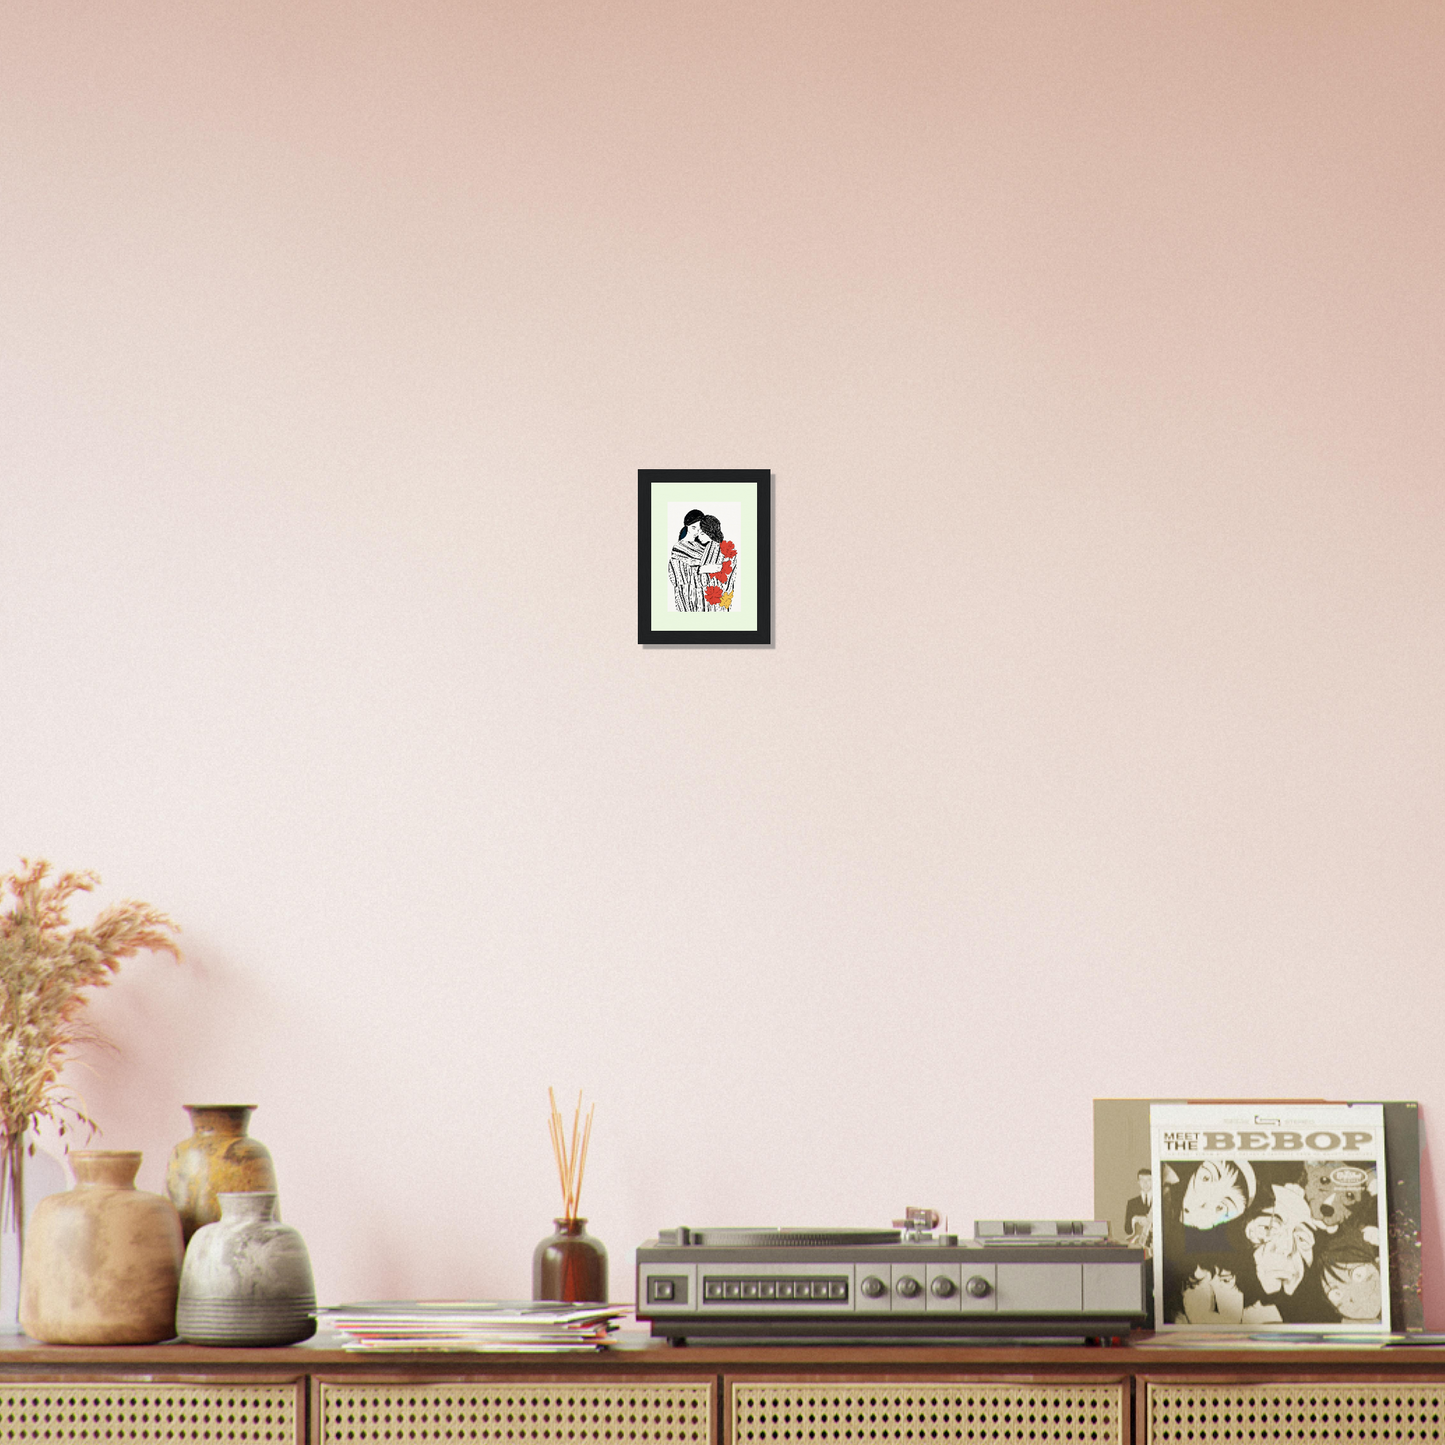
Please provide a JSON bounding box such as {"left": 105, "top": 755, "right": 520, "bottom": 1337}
{"left": 2, "top": 1332, "right": 1444, "bottom": 1443}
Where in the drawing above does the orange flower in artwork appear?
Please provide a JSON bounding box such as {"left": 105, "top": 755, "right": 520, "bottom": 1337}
{"left": 704, "top": 584, "right": 723, "bottom": 606}
{"left": 720, "top": 590, "right": 733, "bottom": 611}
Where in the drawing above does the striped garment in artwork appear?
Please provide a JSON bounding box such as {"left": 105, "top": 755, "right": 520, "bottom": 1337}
{"left": 669, "top": 536, "right": 716, "bottom": 611}
{"left": 669, "top": 533, "right": 740, "bottom": 613}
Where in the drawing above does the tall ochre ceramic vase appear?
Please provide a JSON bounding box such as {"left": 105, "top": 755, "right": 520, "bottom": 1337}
{"left": 19, "top": 1150, "right": 183, "bottom": 1345}
{"left": 165, "top": 1105, "right": 278, "bottom": 1242}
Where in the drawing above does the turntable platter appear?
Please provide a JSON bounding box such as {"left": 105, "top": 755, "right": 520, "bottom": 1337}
{"left": 682, "top": 1228, "right": 903, "bottom": 1247}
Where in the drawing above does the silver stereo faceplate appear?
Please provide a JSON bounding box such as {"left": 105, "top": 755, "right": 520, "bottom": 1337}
{"left": 635, "top": 1225, "right": 1147, "bottom": 1343}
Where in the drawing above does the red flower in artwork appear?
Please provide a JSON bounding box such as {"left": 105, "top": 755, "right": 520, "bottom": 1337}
{"left": 704, "top": 584, "right": 723, "bottom": 606}
{"left": 715, "top": 560, "right": 734, "bottom": 584}
{"left": 720, "top": 540, "right": 737, "bottom": 559}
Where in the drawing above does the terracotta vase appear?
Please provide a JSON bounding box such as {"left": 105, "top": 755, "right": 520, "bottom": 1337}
{"left": 177, "top": 1192, "right": 316, "bottom": 1346}
{"left": 19, "top": 1150, "right": 183, "bottom": 1345}
{"left": 165, "top": 1105, "right": 278, "bottom": 1242}
{"left": 533, "top": 1218, "right": 608, "bottom": 1303}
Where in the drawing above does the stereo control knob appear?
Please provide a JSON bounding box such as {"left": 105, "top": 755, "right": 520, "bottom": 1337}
{"left": 860, "top": 1275, "right": 886, "bottom": 1299}
{"left": 965, "top": 1275, "right": 992, "bottom": 1298}
{"left": 895, "top": 1275, "right": 922, "bottom": 1298}
{"left": 930, "top": 1276, "right": 956, "bottom": 1298}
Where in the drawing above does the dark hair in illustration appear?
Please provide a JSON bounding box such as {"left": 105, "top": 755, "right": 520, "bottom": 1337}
{"left": 700, "top": 514, "right": 724, "bottom": 543}
{"left": 1158, "top": 1217, "right": 1267, "bottom": 1323}
{"left": 1316, "top": 1230, "right": 1382, "bottom": 1320}
{"left": 678, "top": 508, "right": 705, "bottom": 541}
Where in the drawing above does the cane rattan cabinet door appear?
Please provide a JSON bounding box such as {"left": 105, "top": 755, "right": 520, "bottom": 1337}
{"left": 0, "top": 1380, "right": 302, "bottom": 1444}
{"left": 729, "top": 1380, "right": 1124, "bottom": 1445}
{"left": 1145, "top": 1380, "right": 1445, "bottom": 1444}
{"left": 318, "top": 1378, "right": 715, "bottom": 1445}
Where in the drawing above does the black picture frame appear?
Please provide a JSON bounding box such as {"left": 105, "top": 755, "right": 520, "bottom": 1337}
{"left": 637, "top": 469, "right": 772, "bottom": 645}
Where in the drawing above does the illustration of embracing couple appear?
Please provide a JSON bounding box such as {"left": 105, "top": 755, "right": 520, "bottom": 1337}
{"left": 668, "top": 509, "right": 738, "bottom": 613}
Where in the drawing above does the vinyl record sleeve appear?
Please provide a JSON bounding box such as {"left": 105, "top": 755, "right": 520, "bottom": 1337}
{"left": 1094, "top": 1098, "right": 1421, "bottom": 1332}
{"left": 1149, "top": 1102, "right": 1390, "bottom": 1333}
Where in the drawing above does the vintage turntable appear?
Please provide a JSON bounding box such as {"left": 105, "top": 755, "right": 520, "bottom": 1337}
{"left": 635, "top": 1209, "right": 1147, "bottom": 1342}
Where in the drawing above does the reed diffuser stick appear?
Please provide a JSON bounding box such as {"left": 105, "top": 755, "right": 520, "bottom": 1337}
{"left": 548, "top": 1087, "right": 595, "bottom": 1224}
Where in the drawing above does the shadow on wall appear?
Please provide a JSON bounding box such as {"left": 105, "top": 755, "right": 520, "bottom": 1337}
{"left": 1419, "top": 1120, "right": 1443, "bottom": 1331}
{"left": 60, "top": 937, "right": 281, "bottom": 1177}
{"left": 355, "top": 1221, "right": 417, "bottom": 1302}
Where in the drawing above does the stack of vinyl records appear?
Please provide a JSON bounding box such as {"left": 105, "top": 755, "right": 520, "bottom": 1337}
{"left": 315, "top": 1301, "right": 630, "bottom": 1351}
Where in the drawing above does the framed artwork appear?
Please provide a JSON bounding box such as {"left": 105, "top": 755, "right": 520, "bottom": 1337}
{"left": 637, "top": 469, "right": 772, "bottom": 645}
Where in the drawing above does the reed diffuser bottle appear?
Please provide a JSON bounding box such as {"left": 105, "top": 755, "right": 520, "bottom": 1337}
{"left": 533, "top": 1089, "right": 607, "bottom": 1303}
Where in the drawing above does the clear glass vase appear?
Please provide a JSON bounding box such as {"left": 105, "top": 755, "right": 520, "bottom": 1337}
{"left": 0, "top": 1138, "right": 69, "bottom": 1333}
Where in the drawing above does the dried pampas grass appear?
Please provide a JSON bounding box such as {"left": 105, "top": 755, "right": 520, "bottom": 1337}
{"left": 0, "top": 859, "right": 180, "bottom": 1234}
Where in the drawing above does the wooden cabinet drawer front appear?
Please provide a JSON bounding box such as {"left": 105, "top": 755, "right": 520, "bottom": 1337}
{"left": 0, "top": 1381, "right": 301, "bottom": 1443}
{"left": 318, "top": 1380, "right": 715, "bottom": 1445}
{"left": 1146, "top": 1382, "right": 1445, "bottom": 1443}
{"left": 729, "top": 1381, "right": 1125, "bottom": 1445}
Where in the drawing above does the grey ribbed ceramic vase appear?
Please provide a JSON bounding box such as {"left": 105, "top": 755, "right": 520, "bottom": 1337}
{"left": 176, "top": 1192, "right": 316, "bottom": 1346}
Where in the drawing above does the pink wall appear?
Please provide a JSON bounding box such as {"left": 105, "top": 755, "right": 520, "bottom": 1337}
{"left": 2, "top": 0, "right": 1443, "bottom": 1315}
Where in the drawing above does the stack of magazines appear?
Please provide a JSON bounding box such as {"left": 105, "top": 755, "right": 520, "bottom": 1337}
{"left": 315, "top": 1301, "right": 630, "bottom": 1351}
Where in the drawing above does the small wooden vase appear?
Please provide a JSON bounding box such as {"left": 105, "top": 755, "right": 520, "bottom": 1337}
{"left": 533, "top": 1218, "right": 608, "bottom": 1303}
{"left": 165, "top": 1105, "right": 278, "bottom": 1242}
{"left": 19, "top": 1151, "right": 183, "bottom": 1345}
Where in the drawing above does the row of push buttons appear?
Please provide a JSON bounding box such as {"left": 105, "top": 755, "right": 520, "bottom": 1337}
{"left": 702, "top": 1277, "right": 848, "bottom": 1303}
